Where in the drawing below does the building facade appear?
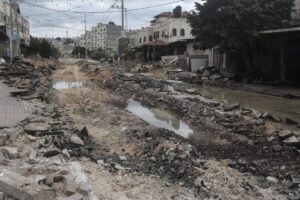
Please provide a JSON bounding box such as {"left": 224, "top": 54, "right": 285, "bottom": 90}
{"left": 80, "top": 22, "right": 122, "bottom": 52}
{"left": 124, "top": 6, "right": 224, "bottom": 71}
{"left": 0, "top": 0, "right": 30, "bottom": 58}
{"left": 128, "top": 11, "right": 194, "bottom": 52}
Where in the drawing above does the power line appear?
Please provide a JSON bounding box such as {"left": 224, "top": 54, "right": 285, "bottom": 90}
{"left": 18, "top": 0, "right": 184, "bottom": 14}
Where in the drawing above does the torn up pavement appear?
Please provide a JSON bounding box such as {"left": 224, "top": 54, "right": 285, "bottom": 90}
{"left": 0, "top": 58, "right": 300, "bottom": 200}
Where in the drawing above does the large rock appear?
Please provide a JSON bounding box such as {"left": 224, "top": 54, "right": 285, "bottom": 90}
{"left": 0, "top": 147, "right": 18, "bottom": 159}
{"left": 70, "top": 135, "right": 84, "bottom": 146}
{"left": 0, "top": 171, "right": 33, "bottom": 200}
{"left": 223, "top": 102, "right": 240, "bottom": 111}
{"left": 278, "top": 130, "right": 293, "bottom": 139}
{"left": 286, "top": 117, "right": 298, "bottom": 125}
{"left": 33, "top": 190, "right": 56, "bottom": 200}
{"left": 24, "top": 123, "right": 50, "bottom": 135}
{"left": 0, "top": 134, "right": 8, "bottom": 146}
{"left": 282, "top": 136, "right": 299, "bottom": 144}
{"left": 64, "top": 180, "right": 78, "bottom": 196}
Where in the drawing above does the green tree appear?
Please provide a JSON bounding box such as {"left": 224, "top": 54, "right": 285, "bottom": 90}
{"left": 188, "top": 0, "right": 294, "bottom": 73}
{"left": 29, "top": 36, "right": 40, "bottom": 56}
{"left": 72, "top": 46, "right": 86, "bottom": 58}
{"left": 39, "top": 39, "right": 52, "bottom": 58}
{"left": 51, "top": 46, "right": 61, "bottom": 59}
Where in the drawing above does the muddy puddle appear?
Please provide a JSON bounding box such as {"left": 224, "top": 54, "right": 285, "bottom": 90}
{"left": 197, "top": 84, "right": 300, "bottom": 123}
{"left": 53, "top": 81, "right": 83, "bottom": 90}
{"left": 126, "top": 98, "right": 193, "bottom": 138}
{"left": 52, "top": 81, "right": 99, "bottom": 90}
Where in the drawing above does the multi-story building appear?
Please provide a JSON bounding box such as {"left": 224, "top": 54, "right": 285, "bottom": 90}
{"left": 0, "top": 0, "right": 30, "bottom": 58}
{"left": 127, "top": 7, "right": 195, "bottom": 58}
{"left": 131, "top": 11, "right": 194, "bottom": 48}
{"left": 79, "top": 22, "right": 123, "bottom": 52}
{"left": 123, "top": 6, "right": 226, "bottom": 71}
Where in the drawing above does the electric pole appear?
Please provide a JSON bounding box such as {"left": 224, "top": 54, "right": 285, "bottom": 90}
{"left": 84, "top": 14, "right": 87, "bottom": 59}
{"left": 121, "top": 0, "right": 124, "bottom": 30}
{"left": 9, "top": 0, "right": 13, "bottom": 60}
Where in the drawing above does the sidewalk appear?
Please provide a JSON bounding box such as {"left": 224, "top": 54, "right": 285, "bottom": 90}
{"left": 0, "top": 81, "right": 29, "bottom": 128}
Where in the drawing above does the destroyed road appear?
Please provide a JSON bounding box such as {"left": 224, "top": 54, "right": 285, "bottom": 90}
{"left": 0, "top": 58, "right": 299, "bottom": 200}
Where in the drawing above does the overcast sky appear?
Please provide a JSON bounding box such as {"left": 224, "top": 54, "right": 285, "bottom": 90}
{"left": 18, "top": 0, "right": 197, "bottom": 38}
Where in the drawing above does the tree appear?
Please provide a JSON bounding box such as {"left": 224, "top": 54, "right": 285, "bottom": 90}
{"left": 39, "top": 39, "right": 52, "bottom": 58}
{"left": 188, "top": 0, "right": 294, "bottom": 73}
{"left": 29, "top": 36, "right": 40, "bottom": 56}
{"left": 72, "top": 46, "right": 86, "bottom": 58}
{"left": 51, "top": 46, "right": 61, "bottom": 59}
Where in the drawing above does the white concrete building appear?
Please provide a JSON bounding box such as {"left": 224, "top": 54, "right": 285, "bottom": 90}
{"left": 128, "top": 11, "right": 193, "bottom": 51}
{"left": 80, "top": 22, "right": 123, "bottom": 51}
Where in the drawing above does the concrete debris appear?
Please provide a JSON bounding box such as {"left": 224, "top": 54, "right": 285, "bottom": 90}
{"left": 286, "top": 117, "right": 299, "bottom": 126}
{"left": 70, "top": 135, "right": 84, "bottom": 145}
{"left": 0, "top": 58, "right": 299, "bottom": 200}
{"left": 0, "top": 134, "right": 8, "bottom": 146}
{"left": 78, "top": 182, "right": 90, "bottom": 196}
{"left": 283, "top": 136, "right": 299, "bottom": 144}
{"left": 272, "top": 144, "right": 283, "bottom": 152}
{"left": 24, "top": 123, "right": 50, "bottom": 135}
{"left": 266, "top": 176, "right": 279, "bottom": 184}
{"left": 64, "top": 180, "right": 78, "bottom": 196}
{"left": 278, "top": 130, "right": 293, "bottom": 139}
{"left": 62, "top": 149, "right": 71, "bottom": 160}
{"left": 28, "top": 149, "right": 37, "bottom": 164}
{"left": 0, "top": 147, "right": 18, "bottom": 159}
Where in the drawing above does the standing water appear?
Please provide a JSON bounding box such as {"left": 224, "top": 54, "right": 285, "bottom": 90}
{"left": 53, "top": 81, "right": 83, "bottom": 90}
{"left": 126, "top": 99, "right": 193, "bottom": 138}
{"left": 196, "top": 84, "right": 300, "bottom": 123}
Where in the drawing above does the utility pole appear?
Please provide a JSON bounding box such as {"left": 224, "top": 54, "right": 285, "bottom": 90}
{"left": 16, "top": 15, "right": 20, "bottom": 58}
{"left": 9, "top": 0, "right": 13, "bottom": 60}
{"left": 84, "top": 14, "right": 88, "bottom": 59}
{"left": 121, "top": 0, "right": 124, "bottom": 30}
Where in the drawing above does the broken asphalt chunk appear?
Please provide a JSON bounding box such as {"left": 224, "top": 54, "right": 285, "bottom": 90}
{"left": 24, "top": 123, "right": 50, "bottom": 135}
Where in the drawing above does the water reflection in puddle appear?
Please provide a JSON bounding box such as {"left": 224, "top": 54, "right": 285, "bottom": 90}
{"left": 53, "top": 81, "right": 83, "bottom": 90}
{"left": 126, "top": 98, "right": 193, "bottom": 138}
{"left": 196, "top": 85, "right": 300, "bottom": 123}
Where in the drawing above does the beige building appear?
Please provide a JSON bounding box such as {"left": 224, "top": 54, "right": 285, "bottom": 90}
{"left": 80, "top": 22, "right": 123, "bottom": 51}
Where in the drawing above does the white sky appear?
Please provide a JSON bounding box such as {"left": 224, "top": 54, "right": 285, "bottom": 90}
{"left": 19, "top": 0, "right": 197, "bottom": 38}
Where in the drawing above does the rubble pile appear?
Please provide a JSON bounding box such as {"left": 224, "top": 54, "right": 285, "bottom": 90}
{"left": 103, "top": 70, "right": 300, "bottom": 197}
{"left": 0, "top": 59, "right": 100, "bottom": 199}
{"left": 167, "top": 66, "right": 233, "bottom": 85}
{"left": 0, "top": 59, "right": 59, "bottom": 100}
{"left": 0, "top": 100, "right": 97, "bottom": 199}
{"left": 90, "top": 126, "right": 202, "bottom": 183}
{"left": 197, "top": 66, "right": 233, "bottom": 82}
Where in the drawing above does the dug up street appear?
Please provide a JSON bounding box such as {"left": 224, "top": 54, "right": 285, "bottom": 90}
{"left": 0, "top": 0, "right": 300, "bottom": 200}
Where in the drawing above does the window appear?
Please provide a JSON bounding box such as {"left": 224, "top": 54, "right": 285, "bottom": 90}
{"left": 139, "top": 38, "right": 142, "bottom": 43}
{"left": 172, "top": 28, "right": 177, "bottom": 36}
{"left": 143, "top": 36, "right": 146, "bottom": 42}
{"left": 180, "top": 29, "right": 185, "bottom": 36}
{"left": 162, "top": 31, "right": 165, "bottom": 37}
{"left": 154, "top": 31, "right": 160, "bottom": 39}
{"left": 149, "top": 35, "right": 153, "bottom": 41}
